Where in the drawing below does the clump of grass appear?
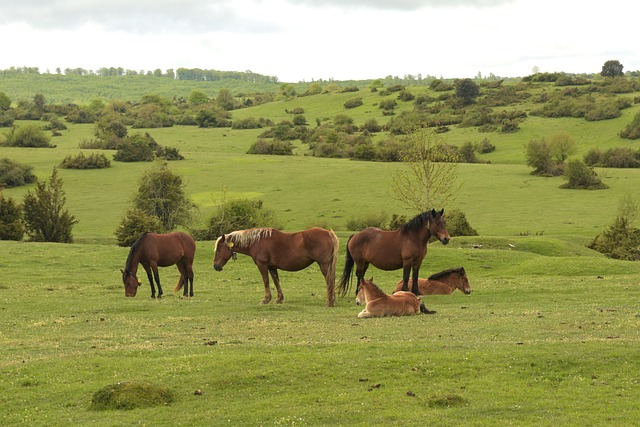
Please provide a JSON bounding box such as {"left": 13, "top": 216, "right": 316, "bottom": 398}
{"left": 427, "top": 394, "right": 468, "bottom": 408}
{"left": 90, "top": 381, "right": 174, "bottom": 411}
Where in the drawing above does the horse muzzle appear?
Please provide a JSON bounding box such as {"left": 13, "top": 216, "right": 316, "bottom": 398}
{"left": 213, "top": 264, "right": 223, "bottom": 272}
{"left": 440, "top": 236, "right": 450, "bottom": 245}
{"left": 464, "top": 289, "right": 472, "bottom": 295}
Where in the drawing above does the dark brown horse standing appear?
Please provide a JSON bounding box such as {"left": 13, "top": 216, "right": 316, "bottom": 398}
{"left": 212, "top": 227, "right": 339, "bottom": 306}
{"left": 121, "top": 231, "right": 196, "bottom": 298}
{"left": 338, "top": 209, "right": 450, "bottom": 302}
{"left": 393, "top": 267, "right": 471, "bottom": 295}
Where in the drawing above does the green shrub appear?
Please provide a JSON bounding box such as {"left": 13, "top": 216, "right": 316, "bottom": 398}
{"left": 113, "top": 133, "right": 156, "bottom": 162}
{"left": 560, "top": 159, "right": 608, "bottom": 190}
{"left": 247, "top": 139, "right": 293, "bottom": 155}
{"left": 193, "top": 199, "right": 281, "bottom": 240}
{"left": 343, "top": 97, "right": 363, "bottom": 109}
{"left": 620, "top": 111, "right": 640, "bottom": 140}
{"left": 60, "top": 152, "right": 111, "bottom": 169}
{"left": 0, "top": 158, "right": 37, "bottom": 187}
{"left": 589, "top": 196, "right": 640, "bottom": 260}
{"left": 114, "top": 208, "right": 165, "bottom": 247}
{"left": 0, "top": 194, "right": 24, "bottom": 240}
{"left": 2, "top": 124, "right": 54, "bottom": 148}
{"left": 446, "top": 209, "right": 478, "bottom": 236}
{"left": 345, "top": 212, "right": 389, "bottom": 231}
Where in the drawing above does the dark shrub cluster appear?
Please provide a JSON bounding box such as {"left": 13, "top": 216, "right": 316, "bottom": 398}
{"left": 247, "top": 139, "right": 293, "bottom": 155}
{"left": 191, "top": 199, "right": 281, "bottom": 240}
{"left": 0, "top": 158, "right": 37, "bottom": 187}
{"left": 620, "top": 111, "right": 640, "bottom": 140}
{"left": 584, "top": 147, "right": 640, "bottom": 168}
{"left": 0, "top": 194, "right": 24, "bottom": 240}
{"left": 344, "top": 97, "right": 363, "bottom": 109}
{"left": 231, "top": 116, "right": 273, "bottom": 129}
{"left": 60, "top": 152, "right": 111, "bottom": 169}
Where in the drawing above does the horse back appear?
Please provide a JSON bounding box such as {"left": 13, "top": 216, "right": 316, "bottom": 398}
{"left": 146, "top": 232, "right": 196, "bottom": 266}
{"left": 394, "top": 278, "right": 453, "bottom": 295}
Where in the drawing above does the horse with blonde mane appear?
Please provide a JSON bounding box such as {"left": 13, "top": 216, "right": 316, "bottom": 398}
{"left": 393, "top": 267, "right": 471, "bottom": 295}
{"left": 213, "top": 227, "right": 339, "bottom": 306}
{"left": 356, "top": 277, "right": 430, "bottom": 318}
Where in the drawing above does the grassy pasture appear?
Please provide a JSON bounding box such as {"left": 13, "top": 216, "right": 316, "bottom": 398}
{"left": 1, "top": 82, "right": 640, "bottom": 425}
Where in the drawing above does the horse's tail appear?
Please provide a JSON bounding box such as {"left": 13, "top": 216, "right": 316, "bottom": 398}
{"left": 174, "top": 277, "right": 184, "bottom": 292}
{"left": 337, "top": 235, "right": 355, "bottom": 297}
{"left": 324, "top": 229, "right": 340, "bottom": 306}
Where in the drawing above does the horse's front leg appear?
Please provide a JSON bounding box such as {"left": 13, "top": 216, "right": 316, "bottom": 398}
{"left": 410, "top": 265, "right": 420, "bottom": 296}
{"left": 401, "top": 266, "right": 412, "bottom": 291}
{"left": 257, "top": 265, "right": 272, "bottom": 304}
{"left": 268, "top": 268, "right": 284, "bottom": 304}
{"left": 152, "top": 265, "right": 163, "bottom": 299}
{"left": 142, "top": 265, "right": 157, "bottom": 298}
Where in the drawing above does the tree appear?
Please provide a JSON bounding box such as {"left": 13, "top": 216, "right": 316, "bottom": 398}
{"left": 133, "top": 161, "right": 194, "bottom": 231}
{"left": 454, "top": 78, "right": 480, "bottom": 105}
{"left": 601, "top": 60, "right": 624, "bottom": 78}
{"left": 0, "top": 158, "right": 37, "bottom": 187}
{"left": 22, "top": 167, "right": 77, "bottom": 242}
{"left": 0, "top": 193, "right": 24, "bottom": 240}
{"left": 390, "top": 129, "right": 460, "bottom": 211}
{"left": 0, "top": 91, "right": 11, "bottom": 110}
{"left": 548, "top": 132, "right": 577, "bottom": 163}
{"left": 114, "top": 208, "right": 164, "bottom": 247}
{"left": 589, "top": 194, "right": 640, "bottom": 260}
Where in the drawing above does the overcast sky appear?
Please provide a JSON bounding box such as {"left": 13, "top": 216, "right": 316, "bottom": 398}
{"left": 0, "top": 0, "right": 636, "bottom": 82}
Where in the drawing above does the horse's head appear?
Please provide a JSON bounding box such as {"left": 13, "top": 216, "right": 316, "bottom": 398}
{"left": 213, "top": 234, "right": 237, "bottom": 271}
{"left": 429, "top": 209, "right": 450, "bottom": 245}
{"left": 121, "top": 269, "right": 141, "bottom": 297}
{"left": 457, "top": 267, "right": 472, "bottom": 294}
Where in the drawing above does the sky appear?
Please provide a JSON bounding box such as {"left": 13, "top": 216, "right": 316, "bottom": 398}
{"left": 0, "top": 0, "right": 637, "bottom": 82}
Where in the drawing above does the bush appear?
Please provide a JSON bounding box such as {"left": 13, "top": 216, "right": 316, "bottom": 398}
{"left": 114, "top": 208, "right": 165, "bottom": 247}
{"left": 247, "top": 139, "right": 293, "bottom": 155}
{"left": 192, "top": 199, "right": 281, "bottom": 240}
{"left": 60, "top": 152, "right": 111, "bottom": 169}
{"left": 620, "top": 111, "right": 640, "bottom": 140}
{"left": 2, "top": 124, "right": 54, "bottom": 148}
{"left": 0, "top": 194, "right": 24, "bottom": 240}
{"left": 445, "top": 209, "right": 478, "bottom": 236}
{"left": 113, "top": 133, "right": 156, "bottom": 162}
{"left": 560, "top": 159, "right": 608, "bottom": 190}
{"left": 344, "top": 97, "right": 363, "bottom": 109}
{"left": 0, "top": 158, "right": 37, "bottom": 187}
{"left": 345, "top": 212, "right": 389, "bottom": 231}
{"left": 589, "top": 195, "right": 640, "bottom": 260}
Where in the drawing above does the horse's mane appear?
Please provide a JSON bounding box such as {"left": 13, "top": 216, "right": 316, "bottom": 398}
{"left": 226, "top": 228, "right": 273, "bottom": 248}
{"left": 400, "top": 211, "right": 433, "bottom": 233}
{"left": 428, "top": 267, "right": 464, "bottom": 281}
{"left": 125, "top": 232, "right": 149, "bottom": 270}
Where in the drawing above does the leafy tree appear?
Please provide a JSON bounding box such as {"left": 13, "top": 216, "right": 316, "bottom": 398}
{"left": 0, "top": 193, "right": 24, "bottom": 240}
{"left": 390, "top": 129, "right": 460, "bottom": 211}
{"left": 114, "top": 208, "right": 164, "bottom": 247}
{"left": 548, "top": 132, "right": 577, "bottom": 163}
{"left": 445, "top": 209, "right": 478, "bottom": 236}
{"left": 113, "top": 133, "right": 156, "bottom": 162}
{"left": 601, "top": 60, "right": 624, "bottom": 78}
{"left": 22, "top": 167, "right": 77, "bottom": 242}
{"left": 187, "top": 90, "right": 209, "bottom": 106}
{"left": 2, "top": 124, "right": 53, "bottom": 148}
{"left": 525, "top": 139, "right": 562, "bottom": 176}
{"left": 560, "top": 159, "right": 608, "bottom": 189}
{"left": 133, "top": 161, "right": 194, "bottom": 231}
{"left": 454, "top": 78, "right": 480, "bottom": 105}
{"left": 0, "top": 158, "right": 37, "bottom": 187}
{"left": 216, "top": 88, "right": 236, "bottom": 110}
{"left": 0, "top": 91, "right": 11, "bottom": 110}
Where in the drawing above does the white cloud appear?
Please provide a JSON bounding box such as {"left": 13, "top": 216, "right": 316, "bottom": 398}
{"left": 0, "top": 0, "right": 637, "bottom": 81}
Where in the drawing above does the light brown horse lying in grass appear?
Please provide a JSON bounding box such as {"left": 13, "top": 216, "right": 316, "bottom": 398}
{"left": 356, "top": 277, "right": 431, "bottom": 318}
{"left": 393, "top": 267, "right": 471, "bottom": 295}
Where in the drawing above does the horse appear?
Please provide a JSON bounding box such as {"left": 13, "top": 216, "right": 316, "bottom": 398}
{"left": 337, "top": 209, "right": 450, "bottom": 306}
{"left": 356, "top": 277, "right": 427, "bottom": 318}
{"left": 393, "top": 267, "right": 471, "bottom": 295}
{"left": 121, "top": 231, "right": 196, "bottom": 298}
{"left": 212, "top": 227, "right": 340, "bottom": 306}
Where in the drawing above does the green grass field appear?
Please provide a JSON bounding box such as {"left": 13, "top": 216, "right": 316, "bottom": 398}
{"left": 1, "top": 79, "right": 640, "bottom": 425}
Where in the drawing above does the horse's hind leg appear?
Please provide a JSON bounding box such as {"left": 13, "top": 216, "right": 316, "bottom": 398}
{"left": 318, "top": 262, "right": 336, "bottom": 307}
{"left": 269, "top": 268, "right": 284, "bottom": 304}
{"left": 354, "top": 262, "right": 369, "bottom": 297}
{"left": 257, "top": 265, "right": 272, "bottom": 304}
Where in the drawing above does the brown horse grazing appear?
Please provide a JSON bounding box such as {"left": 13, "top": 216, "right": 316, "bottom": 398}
{"left": 356, "top": 277, "right": 427, "bottom": 318}
{"left": 213, "top": 227, "right": 340, "bottom": 306}
{"left": 121, "top": 231, "right": 196, "bottom": 298}
{"left": 393, "top": 267, "right": 472, "bottom": 295}
{"left": 337, "top": 209, "right": 450, "bottom": 305}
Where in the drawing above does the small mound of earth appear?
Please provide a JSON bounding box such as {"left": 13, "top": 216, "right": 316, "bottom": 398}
{"left": 90, "top": 381, "right": 174, "bottom": 411}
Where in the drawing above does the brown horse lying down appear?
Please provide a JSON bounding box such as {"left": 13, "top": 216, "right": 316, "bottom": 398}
{"left": 356, "top": 277, "right": 430, "bottom": 318}
{"left": 394, "top": 267, "right": 471, "bottom": 295}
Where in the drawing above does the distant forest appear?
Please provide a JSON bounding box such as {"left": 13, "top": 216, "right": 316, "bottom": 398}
{"left": 0, "top": 66, "right": 280, "bottom": 84}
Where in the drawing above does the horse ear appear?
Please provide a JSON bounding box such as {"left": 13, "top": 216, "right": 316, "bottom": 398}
{"left": 439, "top": 208, "right": 445, "bottom": 216}
{"left": 431, "top": 208, "right": 437, "bottom": 217}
